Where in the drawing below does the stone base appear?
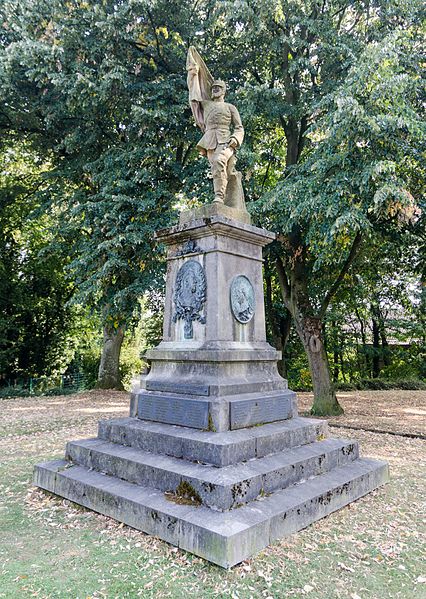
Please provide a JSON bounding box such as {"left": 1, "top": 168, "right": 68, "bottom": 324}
{"left": 179, "top": 202, "right": 251, "bottom": 226}
{"left": 34, "top": 415, "right": 388, "bottom": 567}
{"left": 135, "top": 389, "right": 297, "bottom": 431}
{"left": 136, "top": 345, "right": 291, "bottom": 431}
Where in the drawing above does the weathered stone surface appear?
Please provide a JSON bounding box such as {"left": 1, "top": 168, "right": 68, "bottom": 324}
{"left": 33, "top": 211, "right": 389, "bottom": 566}
{"left": 138, "top": 393, "right": 210, "bottom": 429}
{"left": 145, "top": 381, "right": 210, "bottom": 396}
{"left": 156, "top": 215, "right": 275, "bottom": 350}
{"left": 135, "top": 389, "right": 296, "bottom": 432}
{"left": 179, "top": 203, "right": 251, "bottom": 226}
{"left": 229, "top": 390, "right": 296, "bottom": 430}
{"left": 98, "top": 416, "right": 329, "bottom": 467}
{"left": 33, "top": 457, "right": 389, "bottom": 568}
{"left": 65, "top": 436, "right": 359, "bottom": 511}
{"left": 137, "top": 214, "right": 288, "bottom": 432}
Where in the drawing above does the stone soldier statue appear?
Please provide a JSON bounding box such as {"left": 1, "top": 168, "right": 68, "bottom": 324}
{"left": 186, "top": 47, "right": 246, "bottom": 210}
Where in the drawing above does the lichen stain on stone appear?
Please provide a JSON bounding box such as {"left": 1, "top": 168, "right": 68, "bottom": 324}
{"left": 167, "top": 516, "right": 178, "bottom": 530}
{"left": 231, "top": 480, "right": 251, "bottom": 506}
{"left": 342, "top": 444, "right": 355, "bottom": 455}
{"left": 58, "top": 462, "right": 74, "bottom": 472}
{"left": 207, "top": 413, "right": 217, "bottom": 432}
{"left": 318, "top": 490, "right": 333, "bottom": 505}
{"left": 202, "top": 481, "right": 217, "bottom": 493}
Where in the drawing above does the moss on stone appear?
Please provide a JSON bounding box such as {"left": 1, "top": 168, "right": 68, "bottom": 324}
{"left": 164, "top": 480, "right": 202, "bottom": 506}
{"left": 207, "top": 413, "right": 216, "bottom": 432}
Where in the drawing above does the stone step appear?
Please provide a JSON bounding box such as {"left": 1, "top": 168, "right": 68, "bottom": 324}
{"left": 65, "top": 437, "right": 359, "bottom": 510}
{"left": 98, "top": 416, "right": 329, "bottom": 467}
{"left": 33, "top": 457, "right": 389, "bottom": 568}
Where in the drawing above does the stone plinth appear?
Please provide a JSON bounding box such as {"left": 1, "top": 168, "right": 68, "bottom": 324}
{"left": 34, "top": 206, "right": 388, "bottom": 568}
{"left": 132, "top": 210, "right": 289, "bottom": 432}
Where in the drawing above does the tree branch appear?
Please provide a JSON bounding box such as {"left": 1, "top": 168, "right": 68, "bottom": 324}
{"left": 275, "top": 254, "right": 291, "bottom": 308}
{"left": 319, "top": 232, "right": 362, "bottom": 318}
{"left": 146, "top": 9, "right": 163, "bottom": 63}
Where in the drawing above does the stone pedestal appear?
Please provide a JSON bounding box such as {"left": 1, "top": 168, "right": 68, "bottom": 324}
{"left": 132, "top": 209, "right": 293, "bottom": 432}
{"left": 34, "top": 206, "right": 388, "bottom": 568}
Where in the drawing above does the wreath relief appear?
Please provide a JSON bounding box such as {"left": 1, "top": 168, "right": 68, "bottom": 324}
{"left": 172, "top": 260, "right": 207, "bottom": 339}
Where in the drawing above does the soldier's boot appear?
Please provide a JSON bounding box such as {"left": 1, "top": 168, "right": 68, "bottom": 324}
{"left": 212, "top": 176, "right": 226, "bottom": 203}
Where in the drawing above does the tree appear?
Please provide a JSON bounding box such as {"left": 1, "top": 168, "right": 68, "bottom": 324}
{"left": 213, "top": 0, "right": 424, "bottom": 414}
{"left": 0, "top": 141, "right": 77, "bottom": 380}
{"left": 0, "top": 0, "right": 211, "bottom": 387}
{"left": 1, "top": 0, "right": 423, "bottom": 400}
{"left": 268, "top": 30, "right": 424, "bottom": 412}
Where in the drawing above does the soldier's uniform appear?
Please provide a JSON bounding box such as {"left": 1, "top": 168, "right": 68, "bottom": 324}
{"left": 196, "top": 100, "right": 244, "bottom": 202}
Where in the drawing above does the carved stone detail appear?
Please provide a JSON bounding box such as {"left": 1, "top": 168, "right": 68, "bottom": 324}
{"left": 230, "top": 275, "right": 255, "bottom": 324}
{"left": 173, "top": 239, "right": 202, "bottom": 257}
{"left": 173, "top": 260, "right": 207, "bottom": 339}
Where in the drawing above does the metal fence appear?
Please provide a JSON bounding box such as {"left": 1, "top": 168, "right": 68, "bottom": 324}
{"left": 1, "top": 372, "right": 87, "bottom": 395}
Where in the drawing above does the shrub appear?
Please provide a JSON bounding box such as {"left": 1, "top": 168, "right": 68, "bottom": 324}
{"left": 335, "top": 381, "right": 357, "bottom": 391}
{"left": 354, "top": 378, "right": 426, "bottom": 391}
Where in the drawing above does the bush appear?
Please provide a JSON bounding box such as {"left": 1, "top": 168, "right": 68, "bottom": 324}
{"left": 335, "top": 381, "right": 357, "bottom": 391}
{"left": 42, "top": 386, "right": 84, "bottom": 396}
{"left": 358, "top": 378, "right": 391, "bottom": 390}
{"left": 0, "top": 386, "right": 33, "bottom": 399}
{"left": 354, "top": 378, "right": 426, "bottom": 391}
{"left": 390, "top": 379, "right": 426, "bottom": 390}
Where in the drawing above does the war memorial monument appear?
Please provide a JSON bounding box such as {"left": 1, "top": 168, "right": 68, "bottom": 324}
{"left": 34, "top": 48, "right": 388, "bottom": 568}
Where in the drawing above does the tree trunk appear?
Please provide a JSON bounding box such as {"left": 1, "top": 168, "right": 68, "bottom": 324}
{"left": 330, "top": 321, "right": 339, "bottom": 382}
{"left": 97, "top": 325, "right": 125, "bottom": 390}
{"left": 339, "top": 335, "right": 347, "bottom": 382}
{"left": 371, "top": 309, "right": 381, "bottom": 378}
{"left": 355, "top": 308, "right": 368, "bottom": 377}
{"left": 378, "top": 312, "right": 390, "bottom": 367}
{"left": 274, "top": 256, "right": 344, "bottom": 416}
{"left": 264, "top": 264, "right": 291, "bottom": 376}
{"left": 295, "top": 316, "right": 344, "bottom": 416}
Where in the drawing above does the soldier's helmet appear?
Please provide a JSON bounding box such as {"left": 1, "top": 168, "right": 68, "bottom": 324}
{"left": 211, "top": 80, "right": 227, "bottom": 94}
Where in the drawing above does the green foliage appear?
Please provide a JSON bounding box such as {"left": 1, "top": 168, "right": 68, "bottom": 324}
{"left": 0, "top": 141, "right": 78, "bottom": 379}
{"left": 0, "top": 0, "right": 211, "bottom": 330}
{"left": 334, "top": 379, "right": 426, "bottom": 391}
{"left": 1, "top": 0, "right": 424, "bottom": 397}
{"left": 257, "top": 29, "right": 424, "bottom": 281}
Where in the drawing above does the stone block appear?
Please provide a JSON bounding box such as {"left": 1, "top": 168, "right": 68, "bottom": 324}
{"left": 65, "top": 436, "right": 359, "bottom": 511}
{"left": 229, "top": 391, "right": 296, "bottom": 429}
{"left": 97, "top": 417, "right": 329, "bottom": 467}
{"left": 138, "top": 393, "right": 210, "bottom": 429}
{"left": 254, "top": 418, "right": 328, "bottom": 458}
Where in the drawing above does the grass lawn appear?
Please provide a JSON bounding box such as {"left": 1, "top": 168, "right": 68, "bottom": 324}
{"left": 0, "top": 390, "right": 424, "bottom": 599}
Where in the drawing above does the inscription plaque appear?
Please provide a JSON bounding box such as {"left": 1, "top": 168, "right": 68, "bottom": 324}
{"left": 230, "top": 394, "right": 292, "bottom": 430}
{"left": 138, "top": 393, "right": 209, "bottom": 429}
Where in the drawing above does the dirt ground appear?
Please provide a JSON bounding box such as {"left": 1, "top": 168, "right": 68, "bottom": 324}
{"left": 298, "top": 390, "right": 426, "bottom": 437}
{"left": 1, "top": 388, "right": 424, "bottom": 442}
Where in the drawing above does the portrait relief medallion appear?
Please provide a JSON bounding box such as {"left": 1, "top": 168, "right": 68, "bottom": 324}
{"left": 230, "top": 275, "right": 255, "bottom": 324}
